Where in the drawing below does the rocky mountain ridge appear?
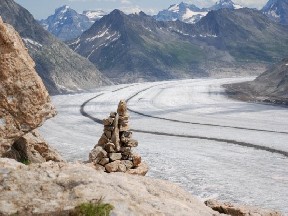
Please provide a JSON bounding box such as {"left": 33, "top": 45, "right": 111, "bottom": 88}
{"left": 0, "top": 0, "right": 110, "bottom": 95}
{"left": 40, "top": 5, "right": 106, "bottom": 41}
{"left": 154, "top": 0, "right": 243, "bottom": 24}
{"left": 262, "top": 0, "right": 288, "bottom": 25}
{"left": 68, "top": 8, "right": 288, "bottom": 83}
{"left": 224, "top": 58, "right": 288, "bottom": 105}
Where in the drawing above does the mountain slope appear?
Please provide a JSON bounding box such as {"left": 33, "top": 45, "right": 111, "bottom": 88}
{"left": 39, "top": 5, "right": 93, "bottom": 41}
{"left": 224, "top": 58, "right": 288, "bottom": 105}
{"left": 68, "top": 10, "right": 222, "bottom": 83}
{"left": 262, "top": 0, "right": 288, "bottom": 25}
{"left": 0, "top": 0, "right": 110, "bottom": 95}
{"left": 194, "top": 8, "right": 288, "bottom": 63}
{"left": 68, "top": 8, "right": 288, "bottom": 83}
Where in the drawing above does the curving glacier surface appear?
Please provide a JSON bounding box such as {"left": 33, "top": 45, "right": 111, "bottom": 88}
{"left": 40, "top": 77, "right": 288, "bottom": 214}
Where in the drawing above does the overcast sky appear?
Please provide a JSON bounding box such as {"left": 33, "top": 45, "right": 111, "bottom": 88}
{"left": 14, "top": 0, "right": 268, "bottom": 20}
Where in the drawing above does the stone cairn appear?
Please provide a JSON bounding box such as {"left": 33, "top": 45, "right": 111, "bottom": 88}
{"left": 89, "top": 100, "right": 148, "bottom": 175}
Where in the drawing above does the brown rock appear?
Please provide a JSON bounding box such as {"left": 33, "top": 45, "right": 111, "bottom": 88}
{"left": 117, "top": 163, "right": 127, "bottom": 172}
{"left": 117, "top": 100, "right": 127, "bottom": 116}
{"left": 99, "top": 158, "right": 110, "bottom": 166}
{"left": 97, "top": 134, "right": 108, "bottom": 146}
{"left": 121, "top": 160, "right": 133, "bottom": 170}
{"left": 3, "top": 130, "right": 63, "bottom": 163}
{"left": 105, "top": 160, "right": 121, "bottom": 173}
{"left": 104, "top": 130, "right": 112, "bottom": 139}
{"left": 110, "top": 112, "right": 117, "bottom": 118}
{"left": 104, "top": 142, "right": 115, "bottom": 153}
{"left": 89, "top": 146, "right": 107, "bottom": 163}
{"left": 119, "top": 125, "right": 130, "bottom": 132}
{"left": 127, "top": 162, "right": 149, "bottom": 176}
{"left": 111, "top": 113, "right": 120, "bottom": 151}
{"left": 205, "top": 199, "right": 282, "bottom": 216}
{"left": 0, "top": 17, "right": 56, "bottom": 157}
{"left": 120, "top": 147, "right": 132, "bottom": 153}
{"left": 132, "top": 153, "right": 142, "bottom": 167}
{"left": 127, "top": 139, "right": 138, "bottom": 147}
{"left": 108, "top": 153, "right": 122, "bottom": 161}
{"left": 103, "top": 118, "right": 114, "bottom": 126}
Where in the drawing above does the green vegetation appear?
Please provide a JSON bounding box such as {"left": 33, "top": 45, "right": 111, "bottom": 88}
{"left": 20, "top": 159, "right": 31, "bottom": 165}
{"left": 71, "top": 199, "right": 114, "bottom": 216}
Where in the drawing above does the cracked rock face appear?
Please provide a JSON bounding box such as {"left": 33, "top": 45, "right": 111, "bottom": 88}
{"left": 0, "top": 16, "right": 56, "bottom": 156}
{"left": 0, "top": 158, "right": 218, "bottom": 216}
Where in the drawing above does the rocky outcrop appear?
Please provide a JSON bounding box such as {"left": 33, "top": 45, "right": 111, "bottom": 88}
{"left": 3, "top": 130, "right": 63, "bottom": 163}
{"left": 205, "top": 199, "right": 282, "bottom": 216}
{"left": 89, "top": 100, "right": 148, "bottom": 175}
{"left": 0, "top": 158, "right": 218, "bottom": 216}
{"left": 224, "top": 58, "right": 288, "bottom": 106}
{"left": 0, "top": 17, "right": 63, "bottom": 163}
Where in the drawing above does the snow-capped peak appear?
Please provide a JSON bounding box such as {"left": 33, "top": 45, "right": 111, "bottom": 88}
{"left": 82, "top": 10, "right": 106, "bottom": 21}
{"left": 211, "top": 0, "right": 243, "bottom": 10}
{"left": 168, "top": 4, "right": 180, "bottom": 12}
{"left": 56, "top": 5, "right": 70, "bottom": 14}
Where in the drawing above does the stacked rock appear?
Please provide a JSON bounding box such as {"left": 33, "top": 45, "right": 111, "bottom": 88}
{"left": 89, "top": 100, "right": 148, "bottom": 176}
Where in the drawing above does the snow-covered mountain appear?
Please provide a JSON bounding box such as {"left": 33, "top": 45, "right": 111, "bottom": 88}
{"left": 155, "top": 2, "right": 208, "bottom": 24}
{"left": 210, "top": 0, "right": 243, "bottom": 10}
{"left": 82, "top": 10, "right": 106, "bottom": 22}
{"left": 39, "top": 5, "right": 106, "bottom": 41}
{"left": 155, "top": 0, "right": 243, "bottom": 24}
{"left": 262, "top": 0, "right": 288, "bottom": 25}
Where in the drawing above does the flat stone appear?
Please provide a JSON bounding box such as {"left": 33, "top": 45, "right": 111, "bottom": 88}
{"left": 99, "top": 158, "right": 110, "bottom": 166}
{"left": 109, "top": 153, "right": 122, "bottom": 161}
{"left": 205, "top": 199, "right": 282, "bottom": 216}
{"left": 105, "top": 160, "right": 121, "bottom": 173}
{"left": 89, "top": 146, "right": 107, "bottom": 163}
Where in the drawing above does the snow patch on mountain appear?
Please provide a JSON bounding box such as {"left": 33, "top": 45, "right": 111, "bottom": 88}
{"left": 82, "top": 10, "right": 106, "bottom": 22}
{"left": 155, "top": 1, "right": 243, "bottom": 24}
{"left": 22, "top": 38, "right": 42, "bottom": 48}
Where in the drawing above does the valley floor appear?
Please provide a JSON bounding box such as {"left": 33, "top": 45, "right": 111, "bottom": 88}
{"left": 40, "top": 77, "right": 288, "bottom": 214}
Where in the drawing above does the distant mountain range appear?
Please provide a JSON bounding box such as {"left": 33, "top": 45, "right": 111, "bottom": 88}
{"left": 262, "top": 0, "right": 288, "bottom": 25}
{"left": 154, "top": 0, "right": 243, "bottom": 24}
{"left": 67, "top": 8, "right": 288, "bottom": 83}
{"left": 39, "top": 5, "right": 106, "bottom": 41}
{"left": 224, "top": 58, "right": 288, "bottom": 105}
{"left": 0, "top": 0, "right": 110, "bottom": 95}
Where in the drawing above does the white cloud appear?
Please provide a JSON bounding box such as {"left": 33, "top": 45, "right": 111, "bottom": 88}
{"left": 121, "top": 0, "right": 131, "bottom": 4}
